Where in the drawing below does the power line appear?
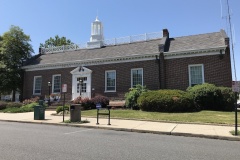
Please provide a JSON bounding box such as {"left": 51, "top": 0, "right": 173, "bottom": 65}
{"left": 226, "top": 0, "right": 237, "bottom": 81}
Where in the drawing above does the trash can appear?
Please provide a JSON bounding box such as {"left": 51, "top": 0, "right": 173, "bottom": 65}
{"left": 70, "top": 104, "right": 81, "bottom": 122}
{"left": 34, "top": 105, "right": 45, "bottom": 120}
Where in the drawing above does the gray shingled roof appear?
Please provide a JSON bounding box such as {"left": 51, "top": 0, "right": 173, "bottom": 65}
{"left": 27, "top": 30, "right": 226, "bottom": 66}
{"left": 28, "top": 39, "right": 162, "bottom": 66}
{"left": 168, "top": 32, "right": 226, "bottom": 52}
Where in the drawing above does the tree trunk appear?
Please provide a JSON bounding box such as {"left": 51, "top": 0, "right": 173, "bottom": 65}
{"left": 12, "top": 90, "right": 16, "bottom": 102}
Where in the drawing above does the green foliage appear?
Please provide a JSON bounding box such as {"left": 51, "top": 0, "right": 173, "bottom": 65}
{"left": 0, "top": 25, "right": 33, "bottom": 99}
{"left": 0, "top": 101, "right": 8, "bottom": 110}
{"left": 230, "top": 130, "right": 240, "bottom": 136}
{"left": 138, "top": 90, "right": 196, "bottom": 112}
{"left": 40, "top": 35, "right": 73, "bottom": 48}
{"left": 187, "top": 83, "right": 235, "bottom": 111}
{"left": 125, "top": 85, "right": 148, "bottom": 110}
{"left": 6, "top": 102, "right": 23, "bottom": 108}
{"left": 3, "top": 102, "right": 36, "bottom": 113}
{"left": 218, "top": 87, "right": 235, "bottom": 111}
{"left": 56, "top": 105, "right": 69, "bottom": 114}
{"left": 64, "top": 119, "right": 90, "bottom": 124}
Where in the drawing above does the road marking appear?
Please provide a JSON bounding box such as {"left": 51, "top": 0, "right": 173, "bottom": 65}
{"left": 64, "top": 129, "right": 93, "bottom": 135}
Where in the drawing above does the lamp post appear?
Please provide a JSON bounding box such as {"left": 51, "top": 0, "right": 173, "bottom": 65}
{"left": 48, "top": 81, "right": 52, "bottom": 106}
{"left": 79, "top": 79, "right": 83, "bottom": 97}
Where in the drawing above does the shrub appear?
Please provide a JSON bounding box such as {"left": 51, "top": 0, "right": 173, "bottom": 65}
{"left": 56, "top": 105, "right": 69, "bottom": 114}
{"left": 125, "top": 85, "right": 148, "bottom": 110}
{"left": 218, "top": 87, "right": 235, "bottom": 111}
{"left": 81, "top": 97, "right": 94, "bottom": 110}
{"left": 137, "top": 90, "right": 196, "bottom": 112}
{"left": 23, "top": 96, "right": 40, "bottom": 105}
{"left": 91, "top": 95, "right": 109, "bottom": 108}
{"left": 187, "top": 83, "right": 235, "bottom": 111}
{"left": 3, "top": 102, "right": 37, "bottom": 113}
{"left": 72, "top": 96, "right": 81, "bottom": 104}
{"left": 6, "top": 102, "right": 23, "bottom": 108}
{"left": 0, "top": 101, "right": 8, "bottom": 110}
{"left": 71, "top": 97, "right": 95, "bottom": 109}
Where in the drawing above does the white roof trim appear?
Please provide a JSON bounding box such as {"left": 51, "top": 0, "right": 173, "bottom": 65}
{"left": 165, "top": 46, "right": 226, "bottom": 56}
{"left": 23, "top": 54, "right": 158, "bottom": 71}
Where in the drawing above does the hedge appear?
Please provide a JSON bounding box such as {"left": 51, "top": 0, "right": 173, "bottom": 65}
{"left": 137, "top": 90, "right": 196, "bottom": 112}
{"left": 187, "top": 83, "right": 235, "bottom": 111}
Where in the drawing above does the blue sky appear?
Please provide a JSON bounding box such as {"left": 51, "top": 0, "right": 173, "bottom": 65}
{"left": 0, "top": 0, "right": 239, "bottom": 81}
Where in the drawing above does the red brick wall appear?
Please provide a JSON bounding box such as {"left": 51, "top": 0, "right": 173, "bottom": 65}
{"left": 23, "top": 67, "right": 75, "bottom": 101}
{"left": 23, "top": 60, "right": 159, "bottom": 100}
{"left": 23, "top": 52, "right": 232, "bottom": 101}
{"left": 88, "top": 60, "right": 159, "bottom": 100}
{"left": 165, "top": 51, "right": 232, "bottom": 90}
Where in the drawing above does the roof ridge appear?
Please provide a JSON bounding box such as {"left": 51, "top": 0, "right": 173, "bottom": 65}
{"left": 172, "top": 31, "right": 221, "bottom": 39}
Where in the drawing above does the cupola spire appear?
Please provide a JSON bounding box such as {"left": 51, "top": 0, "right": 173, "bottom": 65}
{"left": 87, "top": 16, "right": 104, "bottom": 48}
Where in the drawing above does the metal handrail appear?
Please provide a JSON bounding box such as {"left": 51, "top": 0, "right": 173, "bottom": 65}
{"left": 41, "top": 31, "right": 163, "bottom": 54}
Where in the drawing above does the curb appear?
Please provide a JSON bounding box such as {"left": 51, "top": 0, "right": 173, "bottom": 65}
{"left": 1, "top": 119, "right": 240, "bottom": 141}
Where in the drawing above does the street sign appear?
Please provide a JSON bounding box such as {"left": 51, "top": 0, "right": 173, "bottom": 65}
{"left": 62, "top": 84, "right": 67, "bottom": 93}
{"left": 232, "top": 81, "right": 239, "bottom": 93}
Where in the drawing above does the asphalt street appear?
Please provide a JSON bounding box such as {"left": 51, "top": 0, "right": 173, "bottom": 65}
{"left": 0, "top": 121, "right": 239, "bottom": 160}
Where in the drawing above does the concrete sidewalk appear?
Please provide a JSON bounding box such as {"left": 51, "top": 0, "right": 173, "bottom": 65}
{"left": 0, "top": 111, "right": 239, "bottom": 141}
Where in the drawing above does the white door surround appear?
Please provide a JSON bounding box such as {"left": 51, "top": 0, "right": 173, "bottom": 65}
{"left": 70, "top": 66, "right": 92, "bottom": 100}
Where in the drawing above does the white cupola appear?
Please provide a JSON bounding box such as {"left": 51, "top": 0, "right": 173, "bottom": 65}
{"left": 87, "top": 16, "right": 104, "bottom": 48}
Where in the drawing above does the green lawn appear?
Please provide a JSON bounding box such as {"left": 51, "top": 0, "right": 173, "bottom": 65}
{"left": 82, "top": 109, "right": 240, "bottom": 125}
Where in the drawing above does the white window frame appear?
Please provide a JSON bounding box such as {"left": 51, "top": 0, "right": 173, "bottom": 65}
{"left": 131, "top": 68, "right": 143, "bottom": 88}
{"left": 52, "top": 74, "right": 61, "bottom": 93}
{"left": 105, "top": 70, "right": 116, "bottom": 92}
{"left": 188, "top": 64, "right": 205, "bottom": 87}
{"left": 33, "top": 76, "right": 42, "bottom": 95}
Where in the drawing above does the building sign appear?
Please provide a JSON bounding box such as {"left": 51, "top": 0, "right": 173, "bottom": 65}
{"left": 232, "top": 81, "right": 240, "bottom": 93}
{"left": 62, "top": 84, "right": 67, "bottom": 93}
{"left": 96, "top": 103, "right": 102, "bottom": 109}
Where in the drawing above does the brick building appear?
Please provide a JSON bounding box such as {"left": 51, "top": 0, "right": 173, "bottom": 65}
{"left": 22, "top": 17, "right": 232, "bottom": 101}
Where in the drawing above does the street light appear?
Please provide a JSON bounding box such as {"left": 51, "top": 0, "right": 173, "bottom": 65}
{"left": 48, "top": 81, "right": 52, "bottom": 106}
{"left": 78, "top": 78, "right": 83, "bottom": 97}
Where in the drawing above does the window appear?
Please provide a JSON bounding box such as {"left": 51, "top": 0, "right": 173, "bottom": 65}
{"left": 131, "top": 68, "right": 143, "bottom": 87}
{"left": 77, "top": 83, "right": 86, "bottom": 93}
{"left": 189, "top": 64, "right": 204, "bottom": 86}
{"left": 105, "top": 70, "right": 116, "bottom": 92}
{"left": 52, "top": 75, "right": 61, "bottom": 93}
{"left": 33, "top": 76, "right": 42, "bottom": 95}
{"left": 77, "top": 77, "right": 87, "bottom": 93}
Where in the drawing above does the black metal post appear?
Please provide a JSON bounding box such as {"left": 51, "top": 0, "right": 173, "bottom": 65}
{"left": 63, "top": 93, "right": 65, "bottom": 122}
{"left": 79, "top": 79, "right": 83, "bottom": 97}
{"left": 48, "top": 82, "right": 51, "bottom": 107}
{"left": 108, "top": 109, "right": 111, "bottom": 125}
{"left": 235, "top": 92, "right": 238, "bottom": 135}
{"left": 96, "top": 109, "right": 99, "bottom": 125}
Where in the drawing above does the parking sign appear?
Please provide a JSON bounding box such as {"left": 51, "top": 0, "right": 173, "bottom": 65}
{"left": 62, "top": 84, "right": 67, "bottom": 93}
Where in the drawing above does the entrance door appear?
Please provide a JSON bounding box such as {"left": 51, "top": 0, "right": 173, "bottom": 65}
{"left": 76, "top": 77, "right": 90, "bottom": 98}
{"left": 71, "top": 66, "right": 92, "bottom": 100}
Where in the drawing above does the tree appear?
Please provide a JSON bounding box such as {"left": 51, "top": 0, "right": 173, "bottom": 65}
{"left": 0, "top": 25, "right": 33, "bottom": 101}
{"left": 40, "top": 35, "right": 73, "bottom": 48}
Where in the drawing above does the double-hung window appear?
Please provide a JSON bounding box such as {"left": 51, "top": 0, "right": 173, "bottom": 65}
{"left": 131, "top": 68, "right": 143, "bottom": 88}
{"left": 105, "top": 70, "right": 116, "bottom": 92}
{"left": 33, "top": 76, "right": 42, "bottom": 95}
{"left": 52, "top": 74, "right": 61, "bottom": 93}
{"left": 188, "top": 64, "right": 204, "bottom": 87}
